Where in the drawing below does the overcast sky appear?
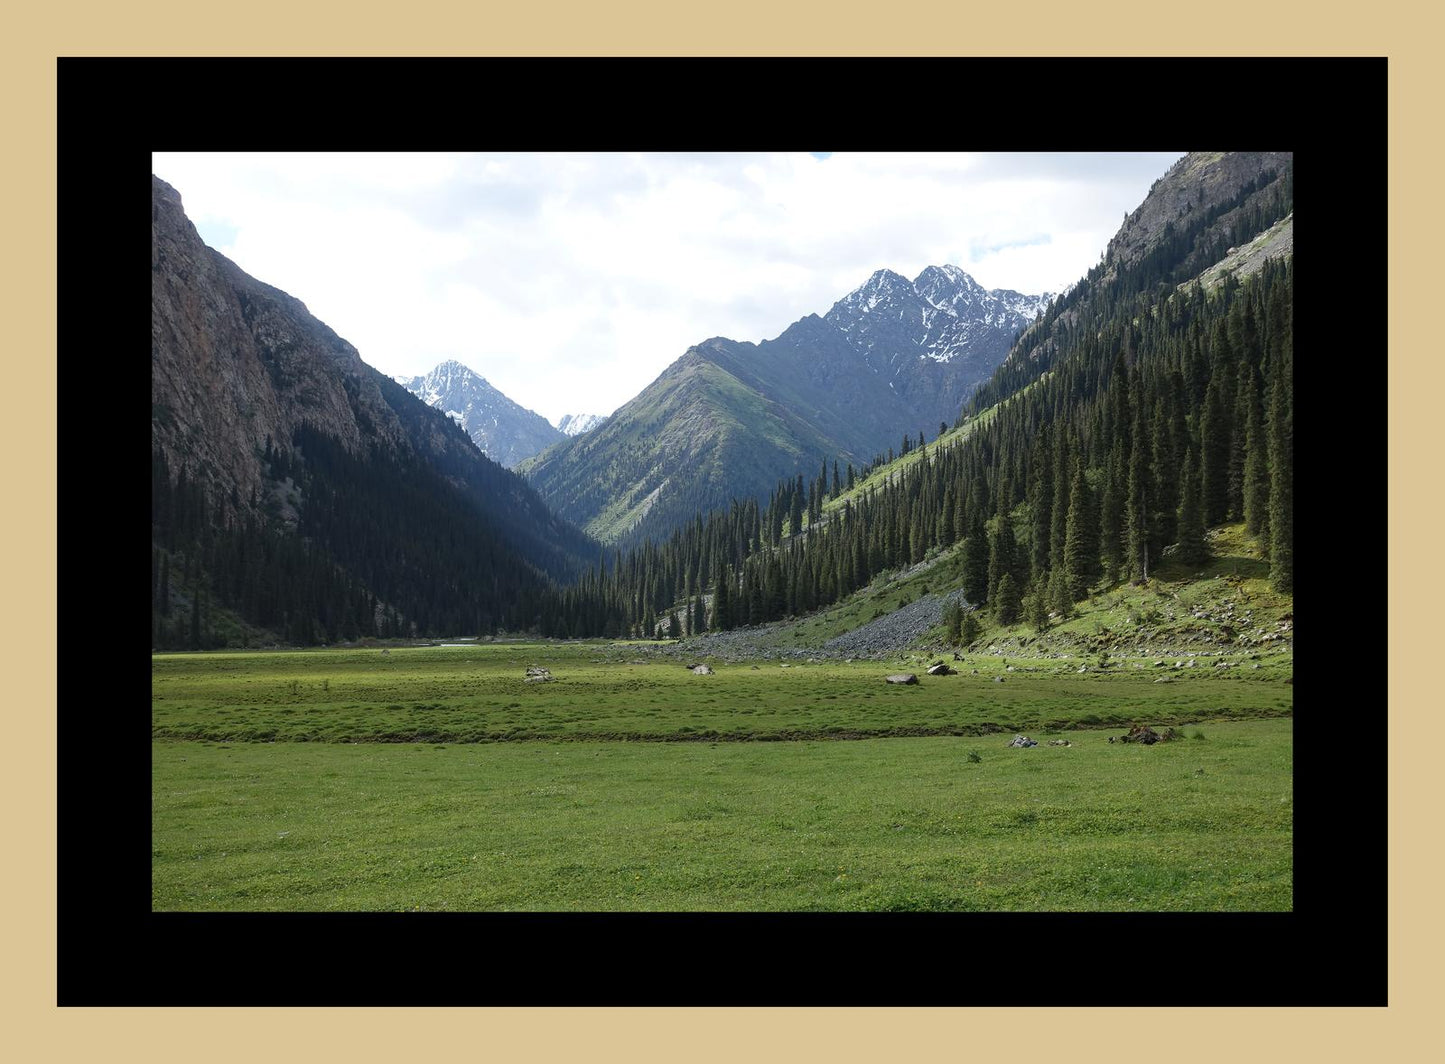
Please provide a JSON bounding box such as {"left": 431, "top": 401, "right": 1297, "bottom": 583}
{"left": 151, "top": 151, "right": 1184, "bottom": 423}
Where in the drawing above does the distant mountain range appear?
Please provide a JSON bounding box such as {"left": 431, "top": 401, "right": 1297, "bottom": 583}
{"left": 520, "top": 266, "right": 1052, "bottom": 548}
{"left": 395, "top": 361, "right": 565, "bottom": 469}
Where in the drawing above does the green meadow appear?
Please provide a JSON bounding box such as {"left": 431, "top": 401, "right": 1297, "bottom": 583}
{"left": 151, "top": 643, "right": 1292, "bottom": 744}
{"left": 152, "top": 644, "right": 1291, "bottom": 911}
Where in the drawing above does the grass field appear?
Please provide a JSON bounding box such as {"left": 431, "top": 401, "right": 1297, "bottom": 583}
{"left": 152, "top": 718, "right": 1291, "bottom": 911}
{"left": 152, "top": 643, "right": 1292, "bottom": 911}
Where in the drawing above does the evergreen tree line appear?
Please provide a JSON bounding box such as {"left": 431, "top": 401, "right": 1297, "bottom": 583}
{"left": 152, "top": 425, "right": 562, "bottom": 648}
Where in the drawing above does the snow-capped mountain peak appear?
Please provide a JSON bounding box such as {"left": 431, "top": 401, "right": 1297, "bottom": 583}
{"left": 397, "top": 360, "right": 564, "bottom": 468}
{"left": 554, "top": 413, "right": 608, "bottom": 437}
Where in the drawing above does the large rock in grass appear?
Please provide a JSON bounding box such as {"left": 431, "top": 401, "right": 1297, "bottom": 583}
{"left": 885, "top": 673, "right": 919, "bottom": 685}
{"left": 691, "top": 664, "right": 714, "bottom": 675}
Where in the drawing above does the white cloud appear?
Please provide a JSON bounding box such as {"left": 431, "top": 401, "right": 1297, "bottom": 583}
{"left": 152, "top": 151, "right": 1183, "bottom": 421}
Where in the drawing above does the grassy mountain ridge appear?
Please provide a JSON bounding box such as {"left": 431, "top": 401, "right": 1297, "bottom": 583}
{"left": 521, "top": 338, "right": 872, "bottom": 547}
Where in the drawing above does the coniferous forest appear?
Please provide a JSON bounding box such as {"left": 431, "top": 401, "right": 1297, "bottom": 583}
{"left": 536, "top": 254, "right": 1292, "bottom": 640}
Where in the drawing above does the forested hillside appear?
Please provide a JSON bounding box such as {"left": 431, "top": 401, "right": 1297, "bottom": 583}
{"left": 532, "top": 152, "right": 1293, "bottom": 641}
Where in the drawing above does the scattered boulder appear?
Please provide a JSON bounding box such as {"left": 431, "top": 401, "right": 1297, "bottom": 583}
{"left": 381, "top": 649, "right": 390, "bottom": 656}
{"left": 885, "top": 673, "right": 919, "bottom": 685}
{"left": 1007, "top": 735, "right": 1038, "bottom": 748}
{"left": 927, "top": 663, "right": 955, "bottom": 676}
{"left": 1047, "top": 739, "right": 1072, "bottom": 747}
{"left": 691, "top": 664, "right": 714, "bottom": 675}
{"left": 993, "top": 676, "right": 1005, "bottom": 683}
{"left": 1115, "top": 724, "right": 1184, "bottom": 745}
{"left": 525, "top": 666, "right": 553, "bottom": 683}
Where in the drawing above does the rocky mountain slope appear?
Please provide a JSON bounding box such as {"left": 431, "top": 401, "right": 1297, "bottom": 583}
{"left": 396, "top": 360, "right": 565, "bottom": 468}
{"left": 973, "top": 151, "right": 1293, "bottom": 412}
{"left": 824, "top": 264, "right": 1051, "bottom": 431}
{"left": 522, "top": 266, "right": 1050, "bottom": 548}
{"left": 151, "top": 174, "right": 596, "bottom": 641}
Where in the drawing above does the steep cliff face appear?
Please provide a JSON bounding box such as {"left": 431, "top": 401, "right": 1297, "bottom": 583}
{"left": 152, "top": 174, "right": 411, "bottom": 519}
{"left": 1104, "top": 151, "right": 1293, "bottom": 274}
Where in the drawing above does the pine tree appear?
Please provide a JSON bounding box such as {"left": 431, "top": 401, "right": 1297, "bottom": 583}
{"left": 994, "top": 573, "right": 1021, "bottom": 626}
{"left": 1049, "top": 434, "right": 1071, "bottom": 571}
{"left": 1242, "top": 356, "right": 1270, "bottom": 542}
{"left": 712, "top": 563, "right": 730, "bottom": 631}
{"left": 1150, "top": 395, "right": 1179, "bottom": 546}
{"left": 943, "top": 600, "right": 963, "bottom": 645}
{"left": 189, "top": 581, "right": 202, "bottom": 650}
{"left": 1049, "top": 566, "right": 1074, "bottom": 620}
{"left": 157, "top": 552, "right": 171, "bottom": 616}
{"left": 1267, "top": 339, "right": 1293, "bottom": 592}
{"left": 987, "top": 518, "right": 1017, "bottom": 605}
{"left": 960, "top": 609, "right": 981, "bottom": 648}
{"left": 1199, "top": 374, "right": 1230, "bottom": 526}
{"left": 1175, "top": 446, "right": 1208, "bottom": 567}
{"left": 1098, "top": 440, "right": 1124, "bottom": 583}
{"left": 1227, "top": 355, "right": 1251, "bottom": 521}
{"left": 1027, "top": 577, "right": 1050, "bottom": 633}
{"left": 962, "top": 516, "right": 990, "bottom": 605}
{"left": 1125, "top": 407, "right": 1152, "bottom": 583}
{"left": 1062, "top": 457, "right": 1099, "bottom": 601}
{"left": 1028, "top": 428, "right": 1054, "bottom": 581}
